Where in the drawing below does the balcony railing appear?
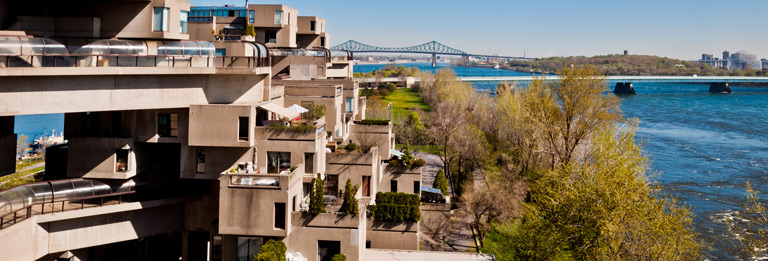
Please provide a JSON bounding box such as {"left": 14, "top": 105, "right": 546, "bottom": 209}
{"left": 0, "top": 54, "right": 269, "bottom": 69}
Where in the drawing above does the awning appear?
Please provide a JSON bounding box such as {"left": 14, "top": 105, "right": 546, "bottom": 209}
{"left": 258, "top": 103, "right": 300, "bottom": 119}
{"left": 390, "top": 149, "right": 404, "bottom": 158}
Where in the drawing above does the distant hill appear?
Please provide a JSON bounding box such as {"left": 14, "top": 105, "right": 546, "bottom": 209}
{"left": 504, "top": 55, "right": 766, "bottom": 76}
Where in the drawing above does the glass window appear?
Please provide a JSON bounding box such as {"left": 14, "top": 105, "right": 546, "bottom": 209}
{"left": 116, "top": 149, "right": 129, "bottom": 172}
{"left": 274, "top": 10, "right": 283, "bottom": 24}
{"left": 237, "top": 237, "right": 263, "bottom": 261}
{"left": 215, "top": 48, "right": 226, "bottom": 56}
{"left": 240, "top": 10, "right": 246, "bottom": 17}
{"left": 265, "top": 30, "right": 277, "bottom": 44}
{"left": 249, "top": 10, "right": 255, "bottom": 23}
{"left": 391, "top": 180, "right": 398, "bottom": 192}
{"left": 153, "top": 7, "right": 169, "bottom": 32}
{"left": 305, "top": 153, "right": 314, "bottom": 174}
{"left": 362, "top": 176, "right": 371, "bottom": 197}
{"left": 274, "top": 203, "right": 286, "bottom": 229}
{"left": 180, "top": 11, "right": 188, "bottom": 34}
{"left": 414, "top": 181, "right": 420, "bottom": 194}
{"left": 310, "top": 21, "right": 316, "bottom": 31}
{"left": 320, "top": 37, "right": 326, "bottom": 47}
{"left": 324, "top": 174, "right": 339, "bottom": 197}
{"left": 158, "top": 113, "right": 178, "bottom": 137}
{"left": 267, "top": 152, "right": 290, "bottom": 173}
{"left": 346, "top": 97, "right": 353, "bottom": 112}
{"left": 239, "top": 117, "right": 249, "bottom": 141}
{"left": 196, "top": 149, "right": 205, "bottom": 173}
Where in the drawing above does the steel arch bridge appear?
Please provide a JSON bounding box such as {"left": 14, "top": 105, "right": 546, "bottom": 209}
{"left": 331, "top": 40, "right": 534, "bottom": 66}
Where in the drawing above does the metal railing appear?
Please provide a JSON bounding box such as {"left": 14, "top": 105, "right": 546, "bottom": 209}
{"left": 0, "top": 54, "right": 269, "bottom": 69}
{"left": 0, "top": 179, "right": 136, "bottom": 229}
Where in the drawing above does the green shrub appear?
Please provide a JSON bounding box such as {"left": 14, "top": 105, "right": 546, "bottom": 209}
{"left": 355, "top": 119, "right": 390, "bottom": 126}
{"left": 309, "top": 173, "right": 326, "bottom": 216}
{"left": 345, "top": 142, "right": 358, "bottom": 151}
{"left": 331, "top": 254, "right": 346, "bottom": 261}
{"left": 433, "top": 169, "right": 449, "bottom": 196}
{"left": 370, "top": 192, "right": 421, "bottom": 222}
{"left": 255, "top": 239, "right": 286, "bottom": 261}
{"left": 340, "top": 179, "right": 359, "bottom": 215}
{"left": 379, "top": 89, "right": 390, "bottom": 97}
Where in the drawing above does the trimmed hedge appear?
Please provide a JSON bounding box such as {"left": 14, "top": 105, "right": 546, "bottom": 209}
{"left": 255, "top": 239, "right": 286, "bottom": 261}
{"left": 370, "top": 192, "right": 421, "bottom": 222}
{"left": 354, "top": 119, "right": 390, "bottom": 126}
{"left": 331, "top": 254, "right": 346, "bottom": 261}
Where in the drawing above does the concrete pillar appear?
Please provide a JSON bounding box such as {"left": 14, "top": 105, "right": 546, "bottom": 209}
{"left": 709, "top": 82, "right": 732, "bottom": 93}
{"left": 613, "top": 82, "right": 636, "bottom": 94}
{"left": 0, "top": 116, "right": 15, "bottom": 176}
{"left": 431, "top": 53, "right": 436, "bottom": 67}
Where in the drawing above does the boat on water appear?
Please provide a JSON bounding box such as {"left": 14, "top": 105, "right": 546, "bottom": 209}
{"left": 494, "top": 63, "right": 500, "bottom": 69}
{"left": 30, "top": 130, "right": 65, "bottom": 151}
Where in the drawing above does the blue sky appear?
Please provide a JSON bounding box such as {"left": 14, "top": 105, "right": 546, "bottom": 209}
{"left": 190, "top": 0, "right": 768, "bottom": 60}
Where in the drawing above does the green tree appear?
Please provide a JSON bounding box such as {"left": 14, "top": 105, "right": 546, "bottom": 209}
{"left": 433, "top": 169, "right": 449, "bottom": 196}
{"left": 309, "top": 173, "right": 325, "bottom": 216}
{"left": 340, "top": 179, "right": 360, "bottom": 215}
{"left": 727, "top": 182, "right": 768, "bottom": 258}
{"left": 254, "top": 239, "right": 286, "bottom": 261}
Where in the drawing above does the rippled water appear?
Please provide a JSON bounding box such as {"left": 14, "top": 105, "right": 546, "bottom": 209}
{"left": 358, "top": 63, "right": 768, "bottom": 258}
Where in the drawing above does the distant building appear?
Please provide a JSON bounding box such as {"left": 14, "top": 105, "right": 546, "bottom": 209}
{"left": 723, "top": 50, "right": 730, "bottom": 60}
{"left": 699, "top": 53, "right": 724, "bottom": 68}
{"left": 623, "top": 50, "right": 629, "bottom": 55}
{"left": 728, "top": 51, "right": 762, "bottom": 70}
{"left": 762, "top": 59, "right": 768, "bottom": 70}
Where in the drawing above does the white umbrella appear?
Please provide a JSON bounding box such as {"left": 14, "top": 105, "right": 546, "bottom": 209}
{"left": 287, "top": 104, "right": 309, "bottom": 113}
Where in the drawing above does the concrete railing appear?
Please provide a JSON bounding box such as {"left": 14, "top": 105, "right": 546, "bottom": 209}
{"left": 292, "top": 211, "right": 362, "bottom": 229}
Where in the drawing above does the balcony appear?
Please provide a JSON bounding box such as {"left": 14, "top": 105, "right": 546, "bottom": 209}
{"left": 254, "top": 122, "right": 326, "bottom": 141}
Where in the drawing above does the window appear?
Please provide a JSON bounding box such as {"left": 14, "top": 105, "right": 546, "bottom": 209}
{"left": 196, "top": 149, "right": 205, "bottom": 173}
{"left": 274, "top": 10, "right": 283, "bottom": 24}
{"left": 362, "top": 176, "right": 371, "bottom": 197}
{"left": 237, "top": 237, "right": 263, "bottom": 261}
{"left": 414, "top": 181, "right": 420, "bottom": 194}
{"left": 265, "top": 30, "right": 277, "bottom": 44}
{"left": 391, "top": 180, "right": 398, "bottom": 192}
{"left": 324, "top": 174, "right": 339, "bottom": 196}
{"left": 215, "top": 48, "right": 226, "bottom": 56}
{"left": 238, "top": 117, "right": 249, "bottom": 141}
{"left": 115, "top": 149, "right": 129, "bottom": 172}
{"left": 158, "top": 113, "right": 178, "bottom": 137}
{"left": 346, "top": 97, "right": 353, "bottom": 112}
{"left": 310, "top": 21, "right": 316, "bottom": 31}
{"left": 335, "top": 128, "right": 342, "bottom": 138}
{"left": 180, "top": 11, "right": 188, "bottom": 33}
{"left": 318, "top": 241, "right": 341, "bottom": 261}
{"left": 293, "top": 196, "right": 297, "bottom": 211}
{"left": 267, "top": 152, "right": 290, "bottom": 173}
{"left": 153, "top": 7, "right": 169, "bottom": 32}
{"left": 249, "top": 10, "right": 255, "bottom": 23}
{"left": 274, "top": 203, "right": 286, "bottom": 229}
{"left": 305, "top": 153, "right": 314, "bottom": 174}
{"left": 320, "top": 37, "right": 325, "bottom": 47}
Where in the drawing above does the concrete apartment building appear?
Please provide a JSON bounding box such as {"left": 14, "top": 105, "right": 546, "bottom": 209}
{"left": 0, "top": 1, "right": 442, "bottom": 261}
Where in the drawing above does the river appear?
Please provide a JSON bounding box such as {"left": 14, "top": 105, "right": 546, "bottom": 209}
{"left": 357, "top": 62, "right": 768, "bottom": 258}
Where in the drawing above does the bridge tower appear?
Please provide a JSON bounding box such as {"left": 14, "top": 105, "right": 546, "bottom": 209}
{"left": 431, "top": 53, "right": 437, "bottom": 67}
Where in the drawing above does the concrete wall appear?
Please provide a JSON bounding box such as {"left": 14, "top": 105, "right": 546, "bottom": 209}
{"left": 219, "top": 168, "right": 303, "bottom": 237}
{"left": 349, "top": 124, "right": 393, "bottom": 159}
{"left": 283, "top": 85, "right": 342, "bottom": 142}
{"left": 325, "top": 148, "right": 380, "bottom": 200}
{"left": 379, "top": 165, "right": 423, "bottom": 195}
{"left": 287, "top": 212, "right": 365, "bottom": 261}
{"left": 0, "top": 73, "right": 267, "bottom": 117}
{"left": 366, "top": 220, "right": 419, "bottom": 250}
{"left": 254, "top": 128, "right": 326, "bottom": 176}
{"left": 66, "top": 137, "right": 137, "bottom": 179}
{"left": 189, "top": 104, "right": 254, "bottom": 148}
{"left": 0, "top": 133, "right": 15, "bottom": 176}
{"left": 116, "top": 0, "right": 190, "bottom": 40}
{"left": 0, "top": 198, "right": 189, "bottom": 261}
{"left": 247, "top": 4, "right": 298, "bottom": 48}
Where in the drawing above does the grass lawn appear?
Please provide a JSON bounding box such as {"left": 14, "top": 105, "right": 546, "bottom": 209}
{"left": 0, "top": 166, "right": 45, "bottom": 190}
{"left": 380, "top": 88, "right": 431, "bottom": 120}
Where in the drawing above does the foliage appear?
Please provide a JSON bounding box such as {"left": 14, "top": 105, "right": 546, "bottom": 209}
{"left": 395, "top": 112, "right": 428, "bottom": 146}
{"left": 504, "top": 54, "right": 751, "bottom": 76}
{"left": 355, "top": 63, "right": 419, "bottom": 78}
{"left": 330, "top": 254, "right": 346, "bottom": 261}
{"left": 309, "top": 173, "right": 326, "bottom": 216}
{"left": 344, "top": 142, "right": 358, "bottom": 151}
{"left": 312, "top": 104, "right": 326, "bottom": 119}
{"left": 267, "top": 123, "right": 316, "bottom": 133}
{"left": 242, "top": 24, "right": 257, "bottom": 37}
{"left": 485, "top": 127, "right": 701, "bottom": 260}
{"left": 254, "top": 239, "right": 286, "bottom": 261}
{"left": 16, "top": 134, "right": 28, "bottom": 159}
{"left": 526, "top": 65, "right": 621, "bottom": 166}
{"left": 355, "top": 119, "right": 390, "bottom": 126}
{"left": 727, "top": 182, "right": 768, "bottom": 258}
{"left": 433, "top": 169, "right": 449, "bottom": 196}
{"left": 388, "top": 147, "right": 425, "bottom": 168}
{"left": 370, "top": 192, "right": 421, "bottom": 222}
{"left": 340, "top": 179, "right": 360, "bottom": 215}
